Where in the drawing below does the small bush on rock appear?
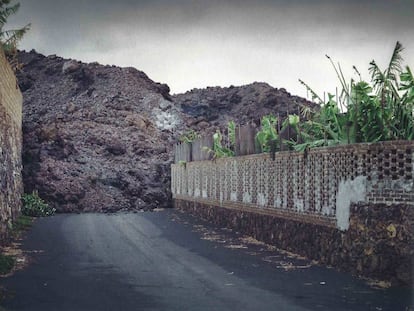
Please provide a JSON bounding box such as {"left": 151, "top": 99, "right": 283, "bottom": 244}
{"left": 22, "top": 191, "right": 55, "bottom": 217}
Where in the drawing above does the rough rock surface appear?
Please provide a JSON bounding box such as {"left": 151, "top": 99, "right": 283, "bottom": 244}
{"left": 173, "top": 83, "right": 317, "bottom": 134}
{"left": 17, "top": 50, "right": 184, "bottom": 212}
{"left": 17, "top": 50, "right": 316, "bottom": 212}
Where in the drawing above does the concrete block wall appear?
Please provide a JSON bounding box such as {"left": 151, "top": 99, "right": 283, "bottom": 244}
{"left": 171, "top": 141, "right": 414, "bottom": 231}
{"left": 0, "top": 48, "right": 23, "bottom": 242}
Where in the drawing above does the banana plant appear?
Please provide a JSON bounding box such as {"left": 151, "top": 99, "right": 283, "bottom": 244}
{"left": 227, "top": 120, "right": 236, "bottom": 151}
{"left": 349, "top": 81, "right": 389, "bottom": 142}
{"left": 368, "top": 42, "right": 413, "bottom": 140}
{"left": 296, "top": 41, "right": 413, "bottom": 151}
{"left": 255, "top": 115, "right": 279, "bottom": 152}
{"left": 369, "top": 42, "right": 403, "bottom": 108}
{"left": 396, "top": 66, "right": 414, "bottom": 139}
{"left": 203, "top": 121, "right": 236, "bottom": 159}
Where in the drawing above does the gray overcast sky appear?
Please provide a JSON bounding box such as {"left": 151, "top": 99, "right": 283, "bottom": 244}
{"left": 7, "top": 0, "right": 414, "bottom": 98}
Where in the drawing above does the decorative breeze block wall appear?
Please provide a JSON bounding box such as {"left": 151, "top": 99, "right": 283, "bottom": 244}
{"left": 171, "top": 141, "right": 413, "bottom": 230}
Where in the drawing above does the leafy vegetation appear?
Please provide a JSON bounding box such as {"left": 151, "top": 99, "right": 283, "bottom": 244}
{"left": 256, "top": 115, "right": 278, "bottom": 152}
{"left": 227, "top": 120, "right": 236, "bottom": 149}
{"left": 22, "top": 191, "right": 55, "bottom": 217}
{"left": 203, "top": 121, "right": 236, "bottom": 159}
{"left": 0, "top": 0, "right": 30, "bottom": 51}
{"left": 0, "top": 0, "right": 30, "bottom": 69}
{"left": 0, "top": 254, "right": 14, "bottom": 275}
{"left": 179, "top": 129, "right": 200, "bottom": 143}
{"left": 179, "top": 42, "right": 412, "bottom": 158}
{"left": 211, "top": 130, "right": 234, "bottom": 158}
{"left": 293, "top": 41, "right": 413, "bottom": 151}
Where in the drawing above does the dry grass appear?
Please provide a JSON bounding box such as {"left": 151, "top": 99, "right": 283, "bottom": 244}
{"left": 224, "top": 244, "right": 248, "bottom": 249}
{"left": 366, "top": 279, "right": 392, "bottom": 289}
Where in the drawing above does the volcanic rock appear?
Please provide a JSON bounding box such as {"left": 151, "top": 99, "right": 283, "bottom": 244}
{"left": 17, "top": 50, "right": 316, "bottom": 213}
{"left": 173, "top": 82, "right": 317, "bottom": 133}
{"left": 17, "top": 50, "right": 184, "bottom": 212}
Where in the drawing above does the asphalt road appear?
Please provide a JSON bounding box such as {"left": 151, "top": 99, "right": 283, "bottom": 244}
{"left": 1, "top": 210, "right": 412, "bottom": 311}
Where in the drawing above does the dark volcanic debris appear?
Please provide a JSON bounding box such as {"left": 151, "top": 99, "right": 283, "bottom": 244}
{"left": 173, "top": 82, "right": 317, "bottom": 133}
{"left": 17, "top": 50, "right": 182, "bottom": 212}
{"left": 17, "top": 50, "right": 316, "bottom": 212}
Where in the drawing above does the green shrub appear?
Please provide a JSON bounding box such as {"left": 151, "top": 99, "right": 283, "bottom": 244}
{"left": 21, "top": 191, "right": 55, "bottom": 217}
{"left": 0, "top": 254, "right": 15, "bottom": 275}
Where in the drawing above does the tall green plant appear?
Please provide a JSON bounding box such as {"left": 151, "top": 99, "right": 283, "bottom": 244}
{"left": 369, "top": 42, "right": 403, "bottom": 108}
{"left": 0, "top": 0, "right": 30, "bottom": 72}
{"left": 297, "top": 41, "right": 413, "bottom": 151}
{"left": 227, "top": 120, "right": 236, "bottom": 150}
{"left": 210, "top": 130, "right": 234, "bottom": 158}
{"left": 396, "top": 66, "right": 414, "bottom": 139}
{"left": 256, "top": 115, "right": 278, "bottom": 152}
{"left": 290, "top": 97, "right": 349, "bottom": 151}
{"left": 0, "top": 0, "right": 30, "bottom": 52}
{"left": 367, "top": 42, "right": 413, "bottom": 140}
{"left": 203, "top": 121, "right": 236, "bottom": 159}
{"left": 349, "top": 81, "right": 389, "bottom": 142}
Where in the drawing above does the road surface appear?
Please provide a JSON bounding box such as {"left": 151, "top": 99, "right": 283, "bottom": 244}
{"left": 1, "top": 210, "right": 412, "bottom": 310}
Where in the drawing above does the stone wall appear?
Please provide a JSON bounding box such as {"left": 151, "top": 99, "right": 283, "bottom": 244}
{"left": 171, "top": 141, "right": 414, "bottom": 285}
{"left": 174, "top": 200, "right": 413, "bottom": 285}
{"left": 0, "top": 48, "right": 23, "bottom": 242}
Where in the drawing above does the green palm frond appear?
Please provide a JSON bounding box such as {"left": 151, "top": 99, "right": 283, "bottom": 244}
{"left": 385, "top": 41, "right": 404, "bottom": 83}
{"left": 0, "top": 1, "right": 30, "bottom": 55}
{"left": 400, "top": 66, "right": 414, "bottom": 91}
{"left": 1, "top": 24, "right": 30, "bottom": 51}
{"left": 369, "top": 60, "right": 385, "bottom": 91}
{"left": 0, "top": 1, "right": 19, "bottom": 27}
{"left": 369, "top": 42, "right": 404, "bottom": 106}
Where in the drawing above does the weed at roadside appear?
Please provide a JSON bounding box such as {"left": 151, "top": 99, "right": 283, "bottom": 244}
{"left": 21, "top": 191, "right": 55, "bottom": 217}
{"left": 0, "top": 255, "right": 14, "bottom": 275}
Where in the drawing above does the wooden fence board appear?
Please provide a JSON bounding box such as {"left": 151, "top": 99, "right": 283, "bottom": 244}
{"left": 236, "top": 124, "right": 257, "bottom": 156}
